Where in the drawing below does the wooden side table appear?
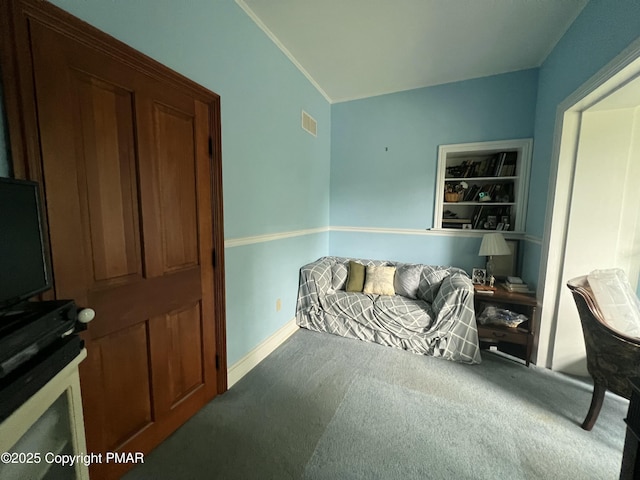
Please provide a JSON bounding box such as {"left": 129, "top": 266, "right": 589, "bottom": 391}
{"left": 473, "top": 285, "right": 539, "bottom": 366}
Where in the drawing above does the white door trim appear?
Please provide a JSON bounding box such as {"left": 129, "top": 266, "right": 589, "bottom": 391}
{"left": 537, "top": 36, "right": 640, "bottom": 368}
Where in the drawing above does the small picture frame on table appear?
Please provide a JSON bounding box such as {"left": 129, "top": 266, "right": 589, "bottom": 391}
{"left": 472, "top": 268, "right": 487, "bottom": 285}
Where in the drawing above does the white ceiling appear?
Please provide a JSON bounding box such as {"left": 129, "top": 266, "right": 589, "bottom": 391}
{"left": 238, "top": 0, "right": 588, "bottom": 103}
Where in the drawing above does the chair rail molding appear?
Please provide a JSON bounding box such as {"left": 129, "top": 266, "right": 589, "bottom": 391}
{"left": 224, "top": 226, "right": 542, "bottom": 248}
{"left": 224, "top": 227, "right": 329, "bottom": 248}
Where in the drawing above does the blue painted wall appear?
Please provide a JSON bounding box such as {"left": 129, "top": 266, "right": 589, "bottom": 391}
{"left": 520, "top": 0, "right": 640, "bottom": 284}
{"left": 329, "top": 231, "right": 484, "bottom": 272}
{"left": 330, "top": 70, "right": 538, "bottom": 273}
{"left": 21, "top": 0, "right": 640, "bottom": 364}
{"left": 225, "top": 233, "right": 328, "bottom": 364}
{"left": 48, "top": 0, "right": 331, "bottom": 365}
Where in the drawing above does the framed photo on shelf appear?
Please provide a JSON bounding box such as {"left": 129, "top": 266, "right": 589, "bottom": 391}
{"left": 472, "top": 268, "right": 487, "bottom": 285}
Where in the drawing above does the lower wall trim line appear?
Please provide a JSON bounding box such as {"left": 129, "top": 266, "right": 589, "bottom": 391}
{"left": 227, "top": 318, "right": 299, "bottom": 388}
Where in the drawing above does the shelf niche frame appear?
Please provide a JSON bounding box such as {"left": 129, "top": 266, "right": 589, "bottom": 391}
{"left": 434, "top": 138, "right": 533, "bottom": 233}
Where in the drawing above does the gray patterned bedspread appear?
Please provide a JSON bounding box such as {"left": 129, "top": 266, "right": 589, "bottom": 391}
{"left": 295, "top": 256, "right": 481, "bottom": 364}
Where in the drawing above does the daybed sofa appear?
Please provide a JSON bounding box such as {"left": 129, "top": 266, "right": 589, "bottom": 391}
{"left": 296, "top": 256, "right": 481, "bottom": 364}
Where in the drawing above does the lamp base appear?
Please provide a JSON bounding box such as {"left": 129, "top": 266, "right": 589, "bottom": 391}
{"left": 486, "top": 256, "right": 495, "bottom": 285}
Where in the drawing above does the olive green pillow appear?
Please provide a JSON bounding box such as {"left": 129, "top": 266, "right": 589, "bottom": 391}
{"left": 346, "top": 261, "right": 366, "bottom": 292}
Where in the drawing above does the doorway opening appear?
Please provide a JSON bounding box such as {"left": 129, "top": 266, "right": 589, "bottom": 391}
{"left": 536, "top": 39, "right": 640, "bottom": 376}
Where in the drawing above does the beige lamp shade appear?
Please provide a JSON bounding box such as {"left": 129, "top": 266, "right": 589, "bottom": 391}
{"left": 478, "top": 232, "right": 511, "bottom": 256}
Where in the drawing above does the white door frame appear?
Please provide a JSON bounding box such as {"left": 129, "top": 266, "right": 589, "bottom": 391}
{"left": 536, "top": 37, "right": 640, "bottom": 369}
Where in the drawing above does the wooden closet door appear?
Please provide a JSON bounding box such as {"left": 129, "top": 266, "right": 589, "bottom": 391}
{"left": 28, "top": 18, "right": 219, "bottom": 480}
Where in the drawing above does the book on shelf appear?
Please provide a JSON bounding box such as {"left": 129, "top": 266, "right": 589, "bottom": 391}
{"left": 484, "top": 151, "right": 518, "bottom": 177}
{"left": 497, "top": 152, "right": 517, "bottom": 176}
{"left": 469, "top": 205, "right": 511, "bottom": 230}
{"left": 450, "top": 153, "right": 518, "bottom": 179}
{"left": 442, "top": 218, "right": 472, "bottom": 229}
{"left": 464, "top": 184, "right": 480, "bottom": 201}
{"left": 471, "top": 206, "right": 485, "bottom": 229}
{"left": 443, "top": 224, "right": 466, "bottom": 229}
{"left": 467, "top": 162, "right": 478, "bottom": 178}
{"left": 487, "top": 156, "right": 497, "bottom": 176}
{"left": 502, "top": 281, "right": 533, "bottom": 293}
{"left": 493, "top": 152, "right": 506, "bottom": 176}
{"left": 477, "top": 158, "right": 489, "bottom": 177}
{"left": 441, "top": 218, "right": 471, "bottom": 223}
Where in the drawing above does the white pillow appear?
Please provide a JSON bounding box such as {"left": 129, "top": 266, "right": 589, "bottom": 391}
{"left": 363, "top": 266, "right": 396, "bottom": 296}
{"left": 587, "top": 268, "right": 640, "bottom": 338}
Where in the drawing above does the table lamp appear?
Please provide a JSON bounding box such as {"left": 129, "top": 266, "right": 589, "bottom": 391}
{"left": 478, "top": 232, "right": 511, "bottom": 280}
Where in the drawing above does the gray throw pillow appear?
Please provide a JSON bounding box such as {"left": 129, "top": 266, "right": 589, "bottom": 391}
{"left": 394, "top": 264, "right": 422, "bottom": 299}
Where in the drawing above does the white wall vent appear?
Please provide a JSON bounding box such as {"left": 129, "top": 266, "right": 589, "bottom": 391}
{"left": 301, "top": 110, "right": 317, "bottom": 137}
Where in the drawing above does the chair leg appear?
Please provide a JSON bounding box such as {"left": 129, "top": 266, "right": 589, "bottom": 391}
{"left": 582, "top": 381, "right": 606, "bottom": 431}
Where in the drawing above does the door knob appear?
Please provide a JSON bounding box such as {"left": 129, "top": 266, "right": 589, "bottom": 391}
{"left": 77, "top": 308, "right": 96, "bottom": 323}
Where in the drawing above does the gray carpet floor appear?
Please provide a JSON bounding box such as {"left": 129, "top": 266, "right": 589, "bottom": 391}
{"left": 124, "top": 329, "right": 629, "bottom": 480}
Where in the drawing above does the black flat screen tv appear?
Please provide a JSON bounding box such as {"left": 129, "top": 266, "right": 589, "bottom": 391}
{"left": 0, "top": 177, "right": 50, "bottom": 310}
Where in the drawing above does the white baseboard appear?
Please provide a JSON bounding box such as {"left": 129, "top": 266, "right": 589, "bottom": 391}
{"left": 227, "top": 318, "right": 299, "bottom": 388}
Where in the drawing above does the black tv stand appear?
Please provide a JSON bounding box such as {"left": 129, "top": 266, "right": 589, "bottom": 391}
{"left": 0, "top": 300, "right": 77, "bottom": 378}
{"left": 0, "top": 347, "right": 88, "bottom": 480}
{"left": 0, "top": 300, "right": 82, "bottom": 421}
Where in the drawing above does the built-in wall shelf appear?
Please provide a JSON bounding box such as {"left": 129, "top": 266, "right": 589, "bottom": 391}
{"left": 433, "top": 139, "right": 532, "bottom": 233}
